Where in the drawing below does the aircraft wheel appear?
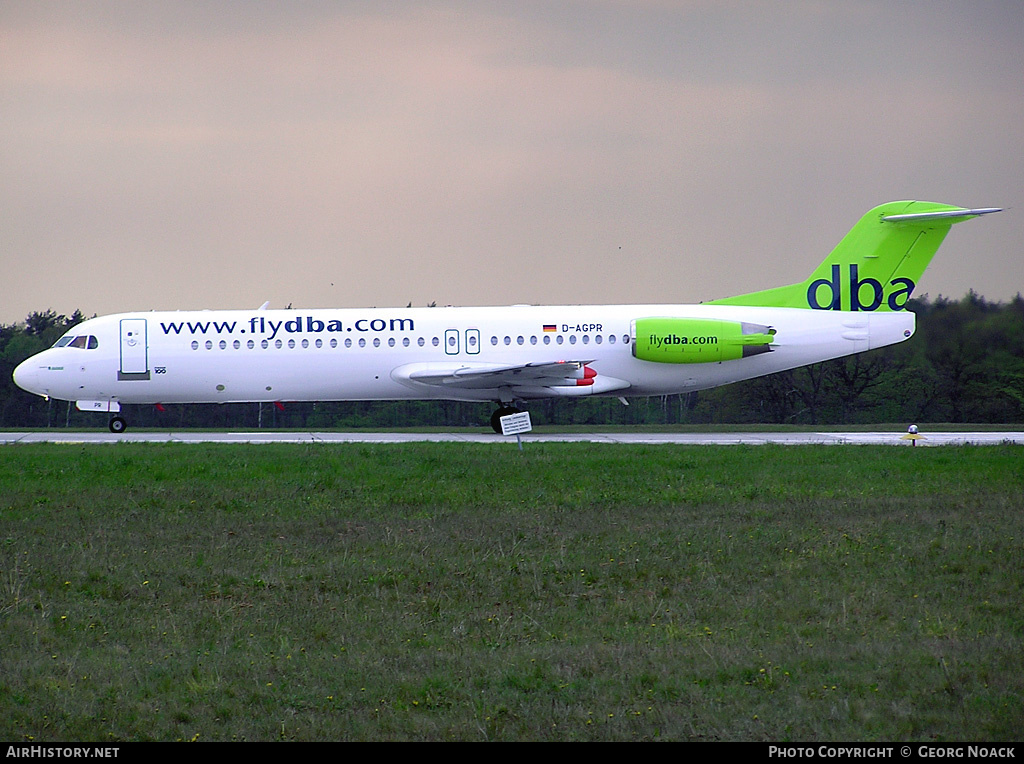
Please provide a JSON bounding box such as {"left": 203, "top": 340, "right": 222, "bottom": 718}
{"left": 490, "top": 406, "right": 521, "bottom": 434}
{"left": 109, "top": 416, "right": 127, "bottom": 434}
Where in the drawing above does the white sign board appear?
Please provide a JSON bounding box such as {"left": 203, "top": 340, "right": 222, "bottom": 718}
{"left": 499, "top": 411, "right": 532, "bottom": 436}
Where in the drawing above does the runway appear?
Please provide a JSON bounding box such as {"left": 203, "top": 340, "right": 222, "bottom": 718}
{"left": 2, "top": 430, "right": 1022, "bottom": 446}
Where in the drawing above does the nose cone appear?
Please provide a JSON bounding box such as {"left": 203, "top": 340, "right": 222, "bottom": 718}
{"left": 13, "top": 357, "right": 43, "bottom": 396}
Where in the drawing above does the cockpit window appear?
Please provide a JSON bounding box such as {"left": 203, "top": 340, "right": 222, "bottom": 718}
{"left": 56, "top": 335, "right": 98, "bottom": 349}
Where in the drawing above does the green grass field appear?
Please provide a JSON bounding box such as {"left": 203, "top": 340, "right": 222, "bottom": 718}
{"left": 1, "top": 443, "right": 1021, "bottom": 741}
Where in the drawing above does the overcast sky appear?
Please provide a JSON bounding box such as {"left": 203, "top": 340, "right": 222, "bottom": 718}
{"left": 2, "top": 0, "right": 1022, "bottom": 324}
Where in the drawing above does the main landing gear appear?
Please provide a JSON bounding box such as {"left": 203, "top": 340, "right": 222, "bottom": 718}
{"left": 490, "top": 405, "right": 523, "bottom": 434}
{"left": 108, "top": 416, "right": 127, "bottom": 434}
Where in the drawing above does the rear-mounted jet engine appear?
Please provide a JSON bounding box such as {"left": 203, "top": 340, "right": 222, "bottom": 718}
{"left": 631, "top": 318, "right": 776, "bottom": 364}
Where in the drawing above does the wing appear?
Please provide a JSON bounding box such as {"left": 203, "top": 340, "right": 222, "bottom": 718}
{"left": 390, "top": 360, "right": 631, "bottom": 398}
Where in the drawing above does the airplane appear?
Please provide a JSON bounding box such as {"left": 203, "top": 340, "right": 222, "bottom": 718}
{"left": 13, "top": 200, "right": 1000, "bottom": 434}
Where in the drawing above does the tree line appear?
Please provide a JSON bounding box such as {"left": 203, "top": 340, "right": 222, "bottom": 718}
{"left": 2, "top": 293, "right": 1022, "bottom": 429}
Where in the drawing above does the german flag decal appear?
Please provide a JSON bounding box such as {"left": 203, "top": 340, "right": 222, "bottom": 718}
{"left": 542, "top": 324, "right": 557, "bottom": 332}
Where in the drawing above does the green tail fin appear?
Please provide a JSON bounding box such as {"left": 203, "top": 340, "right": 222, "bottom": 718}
{"left": 707, "top": 201, "right": 1000, "bottom": 311}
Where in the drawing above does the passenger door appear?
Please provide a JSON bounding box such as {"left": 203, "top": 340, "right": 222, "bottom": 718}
{"left": 118, "top": 318, "right": 150, "bottom": 380}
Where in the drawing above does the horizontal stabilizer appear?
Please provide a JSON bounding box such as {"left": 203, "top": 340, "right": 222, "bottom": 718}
{"left": 881, "top": 207, "right": 1002, "bottom": 224}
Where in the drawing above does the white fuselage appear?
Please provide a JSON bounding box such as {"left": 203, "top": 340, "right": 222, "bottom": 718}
{"left": 14, "top": 303, "right": 915, "bottom": 408}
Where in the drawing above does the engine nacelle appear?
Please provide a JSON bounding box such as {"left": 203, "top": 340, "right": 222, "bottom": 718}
{"left": 631, "top": 317, "right": 775, "bottom": 364}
